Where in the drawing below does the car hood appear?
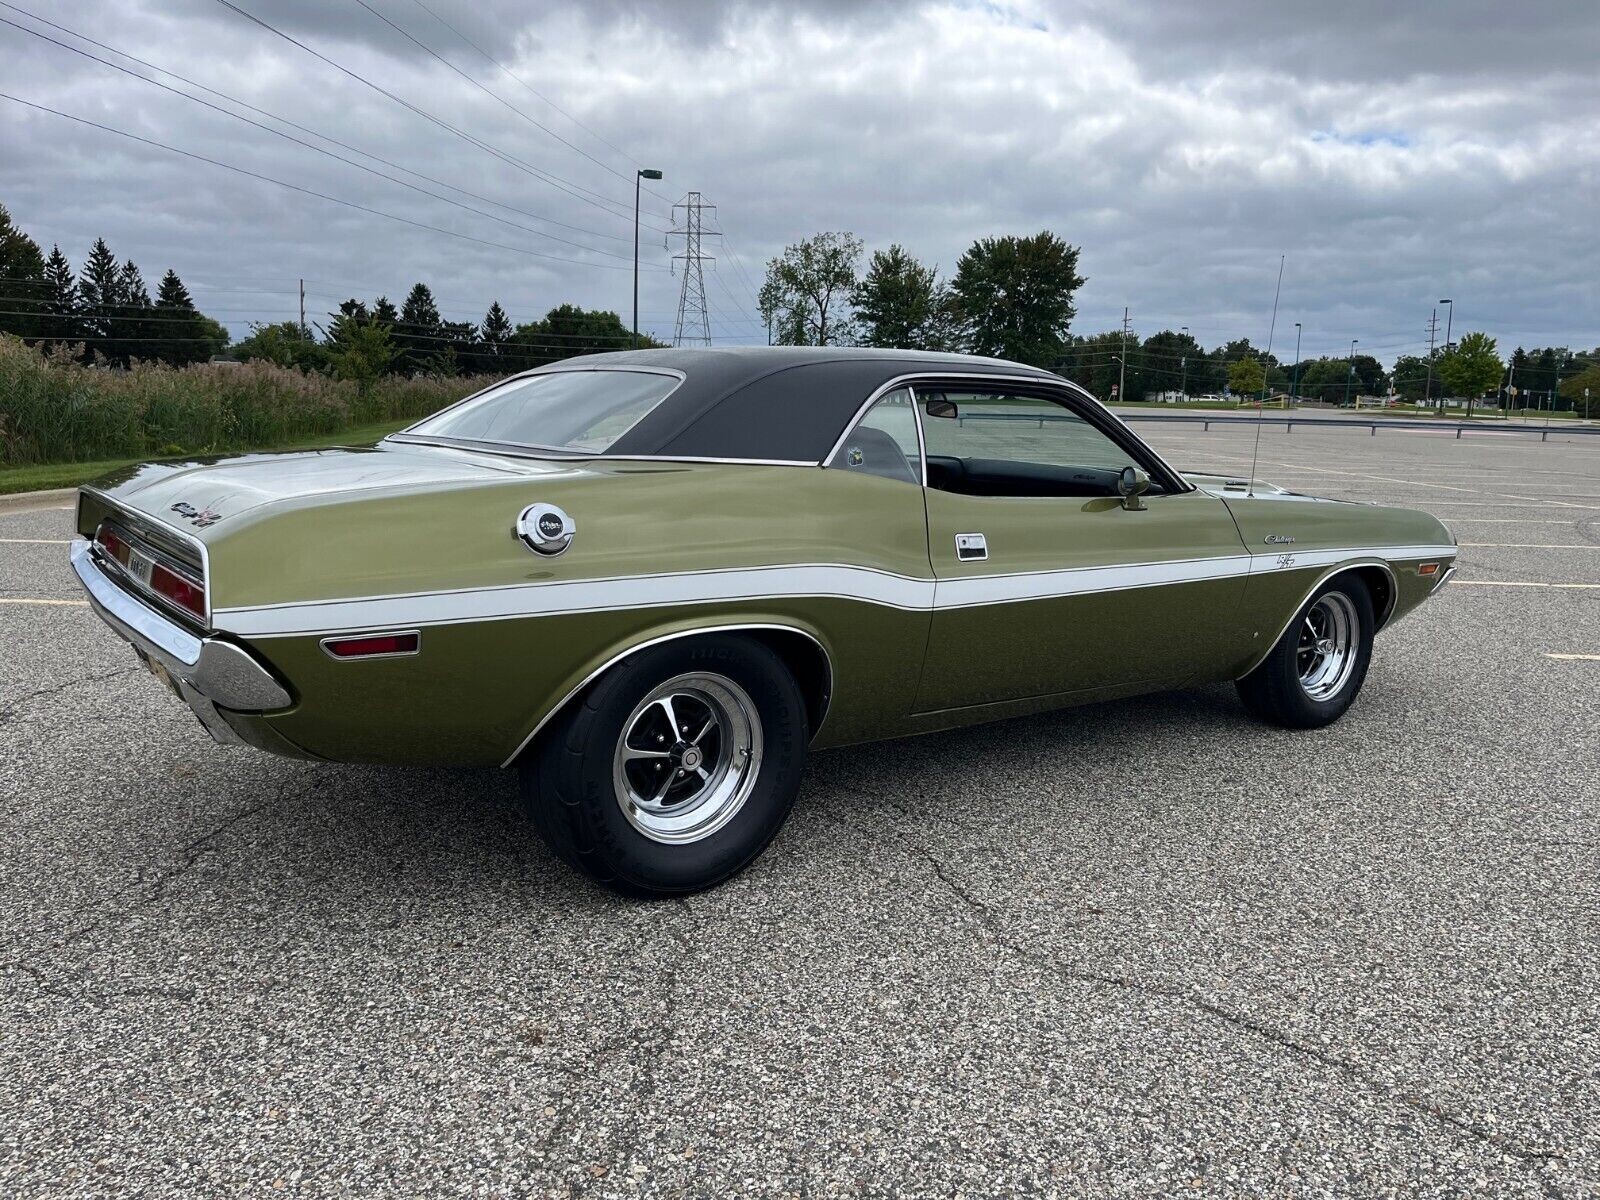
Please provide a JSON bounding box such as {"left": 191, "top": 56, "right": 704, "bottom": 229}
{"left": 83, "top": 441, "right": 588, "bottom": 537}
{"left": 1183, "top": 471, "right": 1345, "bottom": 502}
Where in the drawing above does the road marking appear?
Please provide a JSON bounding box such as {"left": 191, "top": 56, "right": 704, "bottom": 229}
{"left": 0, "top": 538, "right": 71, "bottom": 544}
{"left": 1449, "top": 580, "right": 1600, "bottom": 589}
{"left": 1460, "top": 543, "right": 1600, "bottom": 550}
{"left": 1544, "top": 653, "right": 1600, "bottom": 661}
{"left": 0, "top": 597, "right": 88, "bottom": 606}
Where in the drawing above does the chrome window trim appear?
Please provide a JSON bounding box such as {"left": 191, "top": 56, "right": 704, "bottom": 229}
{"left": 396, "top": 364, "right": 688, "bottom": 453}
{"left": 384, "top": 434, "right": 817, "bottom": 470}
{"left": 319, "top": 629, "right": 423, "bottom": 661}
{"left": 820, "top": 371, "right": 1194, "bottom": 494}
{"left": 498, "top": 622, "right": 835, "bottom": 769}
{"left": 908, "top": 385, "right": 930, "bottom": 487}
{"left": 80, "top": 486, "right": 213, "bottom": 627}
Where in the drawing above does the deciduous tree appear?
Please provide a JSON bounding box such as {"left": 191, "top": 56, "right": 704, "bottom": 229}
{"left": 759, "top": 232, "right": 862, "bottom": 346}
{"left": 853, "top": 245, "right": 963, "bottom": 351}
{"left": 950, "top": 232, "right": 1084, "bottom": 367}
{"left": 1437, "top": 331, "right": 1503, "bottom": 407}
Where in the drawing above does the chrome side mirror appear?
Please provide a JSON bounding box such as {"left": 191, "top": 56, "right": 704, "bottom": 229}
{"left": 1117, "top": 466, "right": 1150, "bottom": 511}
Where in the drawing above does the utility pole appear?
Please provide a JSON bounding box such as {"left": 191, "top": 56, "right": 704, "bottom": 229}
{"left": 1438, "top": 298, "right": 1454, "bottom": 414}
{"left": 298, "top": 278, "right": 306, "bottom": 335}
{"left": 668, "top": 192, "right": 718, "bottom": 347}
{"left": 1423, "top": 308, "right": 1439, "bottom": 412}
{"left": 1344, "top": 338, "right": 1359, "bottom": 407}
{"left": 1118, "top": 307, "right": 1131, "bottom": 404}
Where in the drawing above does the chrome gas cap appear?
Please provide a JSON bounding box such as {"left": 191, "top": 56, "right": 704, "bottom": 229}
{"left": 516, "top": 503, "right": 576, "bottom": 556}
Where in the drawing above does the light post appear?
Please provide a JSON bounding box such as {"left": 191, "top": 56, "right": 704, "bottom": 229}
{"left": 1438, "top": 298, "right": 1453, "bottom": 414}
{"left": 633, "top": 168, "right": 663, "bottom": 350}
{"left": 1344, "top": 338, "right": 1358, "bottom": 408}
{"left": 1290, "top": 322, "right": 1302, "bottom": 403}
{"left": 1180, "top": 326, "right": 1188, "bottom": 399}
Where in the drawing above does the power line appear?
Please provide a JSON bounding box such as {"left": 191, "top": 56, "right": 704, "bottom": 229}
{"left": 0, "top": 92, "right": 641, "bottom": 270}
{"left": 348, "top": 0, "right": 669, "bottom": 220}
{"left": 209, "top": 0, "right": 671, "bottom": 234}
{"left": 399, "top": 0, "right": 672, "bottom": 209}
{"left": 0, "top": 13, "right": 658, "bottom": 265}
{"left": 0, "top": 3, "right": 635, "bottom": 247}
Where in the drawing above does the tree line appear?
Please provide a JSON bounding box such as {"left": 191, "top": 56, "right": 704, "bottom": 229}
{"left": 0, "top": 204, "right": 229, "bottom": 367}
{"left": 759, "top": 229, "right": 1598, "bottom": 414}
{"left": 0, "top": 203, "right": 659, "bottom": 383}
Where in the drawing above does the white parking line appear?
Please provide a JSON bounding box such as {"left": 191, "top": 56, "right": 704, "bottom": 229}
{"left": 1544, "top": 653, "right": 1600, "bottom": 661}
{"left": 0, "top": 597, "right": 87, "bottom": 606}
{"left": 0, "top": 538, "right": 71, "bottom": 545}
{"left": 1450, "top": 580, "right": 1600, "bottom": 589}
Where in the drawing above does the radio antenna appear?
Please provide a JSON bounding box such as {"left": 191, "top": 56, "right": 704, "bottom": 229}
{"left": 1247, "top": 254, "right": 1285, "bottom": 497}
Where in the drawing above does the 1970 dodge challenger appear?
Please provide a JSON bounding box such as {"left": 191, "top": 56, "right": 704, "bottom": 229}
{"left": 72, "top": 347, "right": 1457, "bottom": 894}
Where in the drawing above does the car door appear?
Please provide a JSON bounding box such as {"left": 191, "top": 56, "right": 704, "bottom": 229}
{"left": 911, "top": 380, "right": 1254, "bottom": 713}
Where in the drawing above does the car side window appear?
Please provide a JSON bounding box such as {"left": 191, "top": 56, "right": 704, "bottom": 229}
{"left": 918, "top": 388, "right": 1156, "bottom": 499}
{"left": 827, "top": 387, "right": 922, "bottom": 485}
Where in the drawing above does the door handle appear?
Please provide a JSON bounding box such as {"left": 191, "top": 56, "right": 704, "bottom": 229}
{"left": 955, "top": 532, "right": 988, "bottom": 561}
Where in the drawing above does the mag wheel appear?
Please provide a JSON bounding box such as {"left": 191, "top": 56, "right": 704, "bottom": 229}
{"left": 522, "top": 635, "right": 807, "bottom": 896}
{"left": 1236, "top": 574, "right": 1375, "bottom": 729}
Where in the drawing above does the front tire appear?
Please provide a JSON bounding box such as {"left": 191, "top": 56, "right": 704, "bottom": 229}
{"left": 521, "top": 635, "right": 808, "bottom": 896}
{"left": 1236, "top": 574, "right": 1375, "bottom": 729}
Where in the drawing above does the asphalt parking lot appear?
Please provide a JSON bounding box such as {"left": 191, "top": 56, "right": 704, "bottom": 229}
{"left": 3, "top": 421, "right": 1597, "bottom": 1198}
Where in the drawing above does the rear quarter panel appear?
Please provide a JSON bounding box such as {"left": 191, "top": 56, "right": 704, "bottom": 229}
{"left": 213, "top": 463, "right": 934, "bottom": 764}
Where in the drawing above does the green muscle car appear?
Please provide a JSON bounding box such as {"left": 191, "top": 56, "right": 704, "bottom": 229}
{"left": 72, "top": 348, "right": 1457, "bottom": 894}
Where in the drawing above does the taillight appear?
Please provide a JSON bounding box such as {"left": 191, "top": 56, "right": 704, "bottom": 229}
{"left": 151, "top": 562, "right": 206, "bottom": 619}
{"left": 97, "top": 524, "right": 131, "bottom": 566}
{"left": 322, "top": 632, "right": 420, "bottom": 659}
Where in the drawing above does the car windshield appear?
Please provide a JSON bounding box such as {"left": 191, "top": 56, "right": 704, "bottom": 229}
{"left": 405, "top": 369, "right": 679, "bottom": 454}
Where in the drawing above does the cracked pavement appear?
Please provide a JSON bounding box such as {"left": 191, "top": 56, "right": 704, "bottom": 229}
{"left": 2, "top": 426, "right": 1598, "bottom": 1197}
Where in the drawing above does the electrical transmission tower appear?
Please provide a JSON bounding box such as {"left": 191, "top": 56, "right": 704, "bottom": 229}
{"left": 668, "top": 192, "right": 719, "bottom": 346}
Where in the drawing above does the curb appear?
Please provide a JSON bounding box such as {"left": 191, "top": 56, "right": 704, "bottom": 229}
{"left": 0, "top": 487, "right": 77, "bottom": 515}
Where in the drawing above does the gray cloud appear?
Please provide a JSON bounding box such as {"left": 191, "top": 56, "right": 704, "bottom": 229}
{"left": 1, "top": 0, "right": 1594, "bottom": 362}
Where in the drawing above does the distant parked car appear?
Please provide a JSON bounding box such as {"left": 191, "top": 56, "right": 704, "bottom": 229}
{"left": 72, "top": 348, "right": 1458, "bottom": 894}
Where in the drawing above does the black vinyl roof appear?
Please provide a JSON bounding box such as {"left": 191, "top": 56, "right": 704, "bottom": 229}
{"left": 518, "top": 347, "right": 1060, "bottom": 461}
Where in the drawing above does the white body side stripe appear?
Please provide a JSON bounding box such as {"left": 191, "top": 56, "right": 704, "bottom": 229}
{"left": 217, "top": 545, "right": 1457, "bottom": 639}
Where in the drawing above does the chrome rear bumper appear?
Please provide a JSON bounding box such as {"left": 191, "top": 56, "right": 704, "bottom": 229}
{"left": 70, "top": 538, "right": 291, "bottom": 717}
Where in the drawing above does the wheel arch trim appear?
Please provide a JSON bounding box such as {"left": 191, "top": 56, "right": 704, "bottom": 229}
{"left": 500, "top": 621, "right": 834, "bottom": 769}
{"left": 1234, "top": 559, "right": 1398, "bottom": 680}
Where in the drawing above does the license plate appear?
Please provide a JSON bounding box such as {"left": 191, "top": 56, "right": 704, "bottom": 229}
{"left": 126, "top": 547, "right": 155, "bottom": 588}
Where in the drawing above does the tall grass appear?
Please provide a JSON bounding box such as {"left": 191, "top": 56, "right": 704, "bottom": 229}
{"left": 0, "top": 336, "right": 495, "bottom": 466}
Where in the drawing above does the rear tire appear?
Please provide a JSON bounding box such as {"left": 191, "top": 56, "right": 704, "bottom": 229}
{"left": 520, "top": 635, "right": 807, "bottom": 896}
{"left": 1236, "top": 574, "right": 1375, "bottom": 729}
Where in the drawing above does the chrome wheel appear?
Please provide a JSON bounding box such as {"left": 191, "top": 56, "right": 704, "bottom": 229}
{"left": 610, "top": 672, "right": 764, "bottom": 845}
{"left": 1297, "top": 591, "right": 1359, "bottom": 701}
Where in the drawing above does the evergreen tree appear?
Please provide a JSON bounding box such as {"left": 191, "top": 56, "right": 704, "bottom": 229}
{"left": 77, "top": 237, "right": 122, "bottom": 356}
{"left": 474, "top": 300, "right": 513, "bottom": 373}
{"left": 0, "top": 203, "right": 48, "bottom": 341}
{"left": 397, "top": 282, "right": 442, "bottom": 373}
{"left": 156, "top": 268, "right": 214, "bottom": 366}
{"left": 114, "top": 259, "right": 152, "bottom": 364}
{"left": 41, "top": 244, "right": 80, "bottom": 347}
{"left": 372, "top": 295, "right": 399, "bottom": 328}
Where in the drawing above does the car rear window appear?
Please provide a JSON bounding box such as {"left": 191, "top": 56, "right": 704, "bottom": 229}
{"left": 405, "top": 369, "right": 680, "bottom": 454}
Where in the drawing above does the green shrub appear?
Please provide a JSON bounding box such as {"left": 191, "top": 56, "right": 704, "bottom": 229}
{"left": 0, "top": 335, "right": 494, "bottom": 466}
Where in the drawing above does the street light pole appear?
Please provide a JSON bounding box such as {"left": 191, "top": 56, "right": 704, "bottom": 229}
{"left": 1291, "top": 322, "right": 1302, "bottom": 402}
{"left": 1344, "top": 338, "right": 1358, "bottom": 407}
{"left": 1180, "top": 325, "right": 1188, "bottom": 399}
{"left": 633, "top": 168, "right": 663, "bottom": 350}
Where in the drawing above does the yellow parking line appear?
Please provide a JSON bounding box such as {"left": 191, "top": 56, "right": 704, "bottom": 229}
{"left": 0, "top": 538, "right": 71, "bottom": 544}
{"left": 1544, "top": 653, "right": 1600, "bottom": 661}
{"left": 0, "top": 597, "right": 87, "bottom": 606}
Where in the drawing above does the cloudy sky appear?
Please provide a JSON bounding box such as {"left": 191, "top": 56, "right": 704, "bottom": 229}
{"left": 3, "top": 0, "right": 1596, "bottom": 367}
